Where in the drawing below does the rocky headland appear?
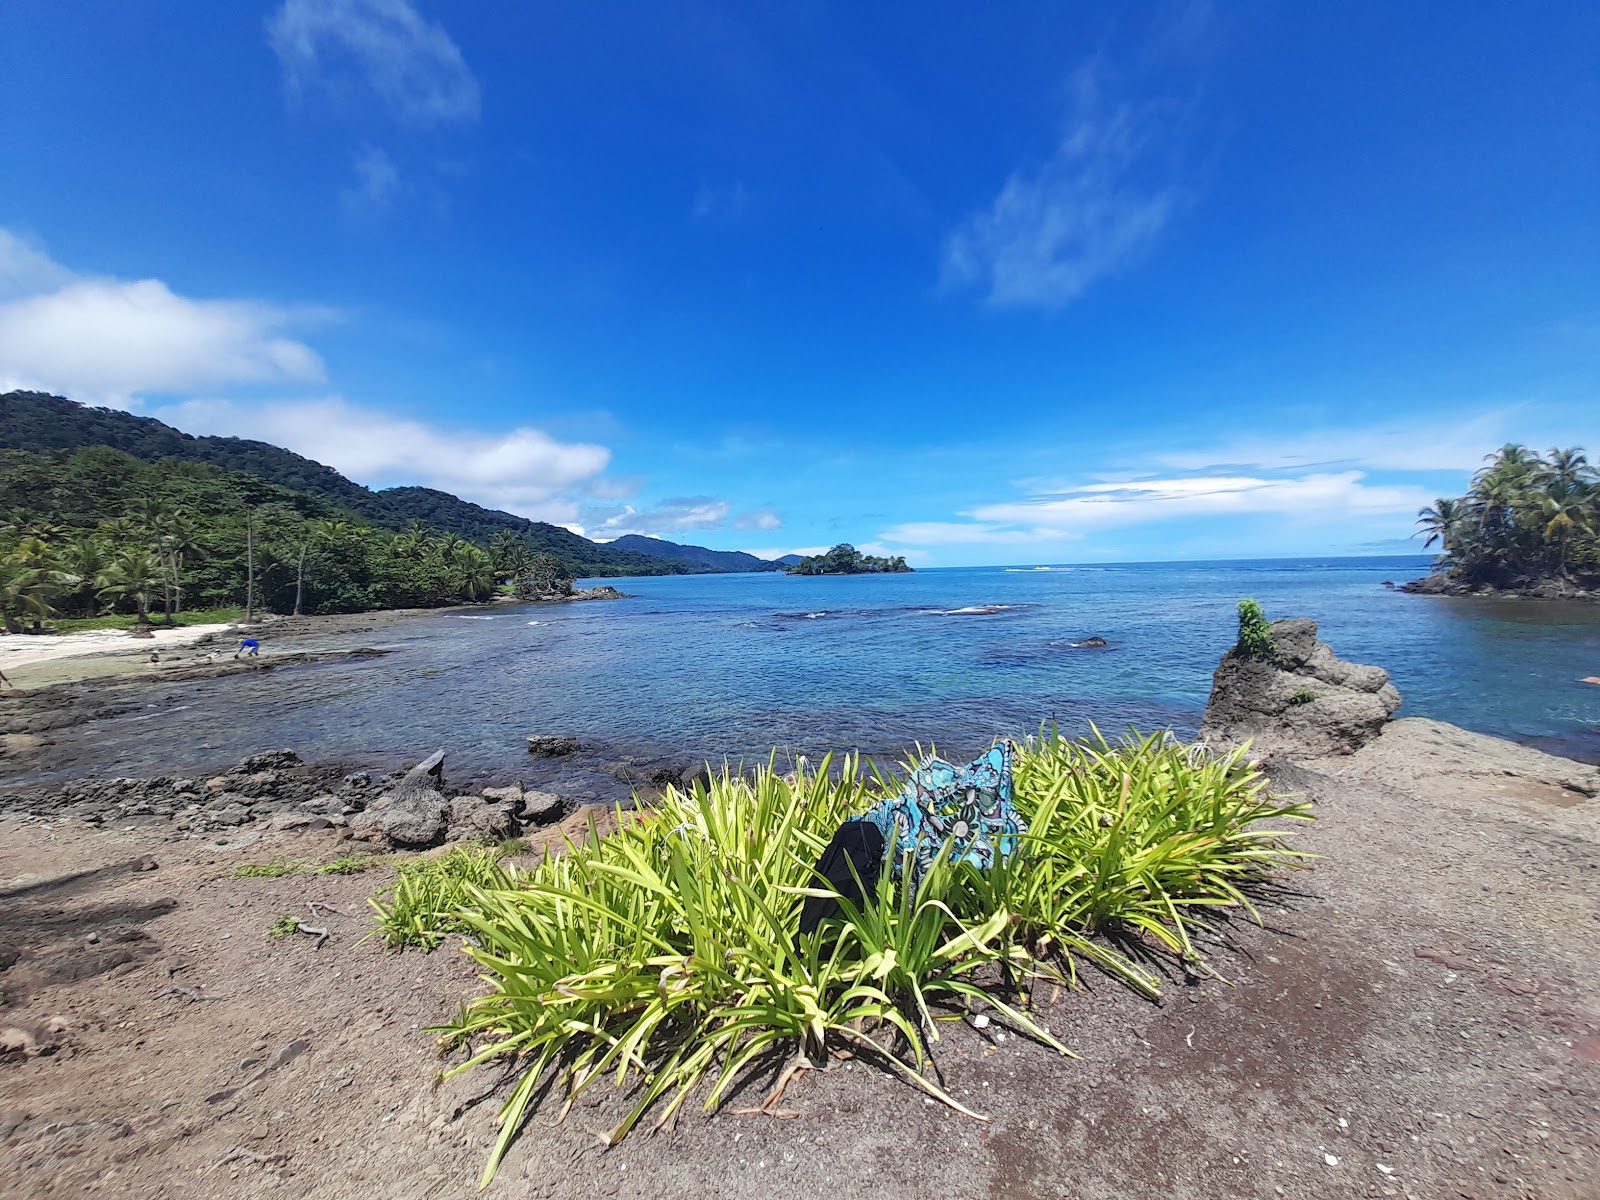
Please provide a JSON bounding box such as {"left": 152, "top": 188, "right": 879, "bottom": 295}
{"left": 1399, "top": 570, "right": 1600, "bottom": 601}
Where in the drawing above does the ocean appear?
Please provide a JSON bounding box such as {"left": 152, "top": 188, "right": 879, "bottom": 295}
{"left": 12, "top": 556, "right": 1600, "bottom": 785}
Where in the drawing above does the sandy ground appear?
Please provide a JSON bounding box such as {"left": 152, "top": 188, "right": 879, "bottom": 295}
{"left": 0, "top": 625, "right": 236, "bottom": 687}
{"left": 1, "top": 717, "right": 1597, "bottom": 1199}
{"left": 0, "top": 609, "right": 454, "bottom": 691}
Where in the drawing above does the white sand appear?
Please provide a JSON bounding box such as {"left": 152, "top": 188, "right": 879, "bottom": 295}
{"left": 0, "top": 623, "right": 236, "bottom": 672}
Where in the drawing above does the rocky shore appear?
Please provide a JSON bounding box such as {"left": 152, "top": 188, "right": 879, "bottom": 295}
{"left": 1398, "top": 570, "right": 1600, "bottom": 601}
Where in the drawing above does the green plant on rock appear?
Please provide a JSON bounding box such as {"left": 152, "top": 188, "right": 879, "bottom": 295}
{"left": 267, "top": 913, "right": 301, "bottom": 938}
{"left": 1234, "top": 598, "right": 1275, "bottom": 660}
{"left": 1288, "top": 688, "right": 1318, "bottom": 706}
{"left": 405, "top": 731, "right": 1311, "bottom": 1186}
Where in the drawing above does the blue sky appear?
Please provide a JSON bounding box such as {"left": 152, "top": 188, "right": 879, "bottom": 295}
{"left": 1, "top": 2, "right": 1595, "bottom": 565}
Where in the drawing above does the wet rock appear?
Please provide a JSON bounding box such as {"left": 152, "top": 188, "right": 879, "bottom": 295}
{"left": 237, "top": 749, "right": 302, "bottom": 773}
{"left": 527, "top": 734, "right": 580, "bottom": 758}
{"left": 1072, "top": 636, "right": 1110, "bottom": 648}
{"left": 1199, "top": 618, "right": 1402, "bottom": 758}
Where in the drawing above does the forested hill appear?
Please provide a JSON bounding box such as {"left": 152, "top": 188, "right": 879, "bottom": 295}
{"left": 0, "top": 391, "right": 740, "bottom": 576}
{"left": 606, "top": 534, "right": 784, "bottom": 572}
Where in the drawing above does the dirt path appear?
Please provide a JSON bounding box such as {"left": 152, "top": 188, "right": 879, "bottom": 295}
{"left": 2, "top": 719, "right": 1597, "bottom": 1199}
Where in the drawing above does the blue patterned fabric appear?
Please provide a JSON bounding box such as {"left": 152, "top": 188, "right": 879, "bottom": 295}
{"left": 862, "top": 742, "right": 1026, "bottom": 885}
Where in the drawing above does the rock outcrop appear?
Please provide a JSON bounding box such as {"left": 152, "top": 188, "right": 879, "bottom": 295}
{"left": 1199, "top": 618, "right": 1402, "bottom": 758}
{"left": 350, "top": 750, "right": 450, "bottom": 847}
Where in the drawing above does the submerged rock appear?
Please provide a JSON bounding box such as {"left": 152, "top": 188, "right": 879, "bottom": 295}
{"left": 1199, "top": 618, "right": 1402, "bottom": 758}
{"left": 526, "top": 734, "right": 580, "bottom": 758}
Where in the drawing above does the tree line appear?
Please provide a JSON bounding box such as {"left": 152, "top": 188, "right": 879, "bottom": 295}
{"left": 1415, "top": 445, "right": 1597, "bottom": 584}
{"left": 0, "top": 446, "right": 594, "bottom": 630}
{"left": 785, "top": 543, "right": 912, "bottom": 575}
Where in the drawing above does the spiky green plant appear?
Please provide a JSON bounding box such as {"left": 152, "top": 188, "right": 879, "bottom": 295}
{"left": 369, "top": 844, "right": 511, "bottom": 950}
{"left": 409, "top": 734, "right": 1309, "bottom": 1186}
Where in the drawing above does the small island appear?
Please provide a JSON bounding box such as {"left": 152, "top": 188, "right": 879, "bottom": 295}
{"left": 1405, "top": 444, "right": 1597, "bottom": 600}
{"left": 785, "top": 543, "right": 912, "bottom": 575}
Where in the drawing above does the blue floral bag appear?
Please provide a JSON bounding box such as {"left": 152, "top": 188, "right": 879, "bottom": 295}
{"left": 862, "top": 741, "right": 1026, "bottom": 885}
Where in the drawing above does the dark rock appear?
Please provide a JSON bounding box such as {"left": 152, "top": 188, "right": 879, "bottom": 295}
{"left": 1198, "top": 618, "right": 1402, "bottom": 759}
{"left": 236, "top": 749, "right": 302, "bottom": 773}
{"left": 527, "top": 734, "right": 581, "bottom": 758}
{"left": 1072, "top": 636, "right": 1110, "bottom": 648}
{"left": 445, "top": 793, "right": 519, "bottom": 843}
{"left": 133, "top": 856, "right": 158, "bottom": 872}
{"left": 348, "top": 749, "right": 449, "bottom": 847}
{"left": 519, "top": 789, "right": 565, "bottom": 822}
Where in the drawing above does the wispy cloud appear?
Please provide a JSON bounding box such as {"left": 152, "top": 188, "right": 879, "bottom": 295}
{"left": 0, "top": 229, "right": 325, "bottom": 405}
{"left": 584, "top": 497, "right": 733, "bottom": 539}
{"left": 942, "top": 66, "right": 1185, "bottom": 309}
{"left": 342, "top": 143, "right": 401, "bottom": 213}
{"left": 883, "top": 471, "right": 1432, "bottom": 547}
{"left": 267, "top": 0, "right": 480, "bottom": 127}
{"left": 160, "top": 396, "right": 611, "bottom": 524}
{"left": 732, "top": 506, "right": 782, "bottom": 532}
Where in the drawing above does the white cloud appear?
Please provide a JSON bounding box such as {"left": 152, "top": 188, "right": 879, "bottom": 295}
{"left": 885, "top": 472, "right": 1432, "bottom": 547}
{"left": 159, "top": 396, "right": 611, "bottom": 522}
{"left": 582, "top": 497, "right": 733, "bottom": 539}
{"left": 0, "top": 231, "right": 325, "bottom": 405}
{"left": 1146, "top": 410, "right": 1555, "bottom": 475}
{"left": 268, "top": 0, "right": 480, "bottom": 126}
{"left": 343, "top": 143, "right": 401, "bottom": 211}
{"left": 0, "top": 229, "right": 75, "bottom": 301}
{"left": 732, "top": 506, "right": 782, "bottom": 532}
{"left": 943, "top": 67, "right": 1181, "bottom": 309}
{"left": 878, "top": 522, "right": 1065, "bottom": 547}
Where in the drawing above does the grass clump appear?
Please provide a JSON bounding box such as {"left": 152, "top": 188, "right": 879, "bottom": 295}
{"left": 1288, "top": 688, "right": 1318, "bottom": 706}
{"left": 233, "top": 860, "right": 301, "bottom": 879}
{"left": 47, "top": 605, "right": 245, "bottom": 633}
{"left": 422, "top": 729, "right": 1310, "bottom": 1184}
{"left": 233, "top": 853, "right": 378, "bottom": 879}
{"left": 320, "top": 853, "right": 376, "bottom": 875}
{"left": 1233, "top": 598, "right": 1275, "bottom": 660}
{"left": 368, "top": 844, "right": 511, "bottom": 951}
{"left": 267, "top": 913, "right": 301, "bottom": 939}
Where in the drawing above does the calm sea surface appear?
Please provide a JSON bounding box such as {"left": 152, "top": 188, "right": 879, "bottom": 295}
{"left": 14, "top": 556, "right": 1600, "bottom": 784}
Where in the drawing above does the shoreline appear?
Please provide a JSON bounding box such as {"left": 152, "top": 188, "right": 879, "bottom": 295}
{"left": 1399, "top": 572, "right": 1600, "bottom": 602}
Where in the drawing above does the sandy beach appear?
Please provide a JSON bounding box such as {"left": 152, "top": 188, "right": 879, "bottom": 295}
{"left": 0, "top": 625, "right": 238, "bottom": 689}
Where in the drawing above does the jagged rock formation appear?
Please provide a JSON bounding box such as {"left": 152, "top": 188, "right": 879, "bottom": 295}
{"left": 1199, "top": 618, "right": 1402, "bottom": 758}
{"left": 350, "top": 750, "right": 450, "bottom": 846}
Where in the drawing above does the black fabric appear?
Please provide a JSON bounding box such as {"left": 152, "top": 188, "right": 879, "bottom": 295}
{"left": 798, "top": 818, "right": 885, "bottom": 935}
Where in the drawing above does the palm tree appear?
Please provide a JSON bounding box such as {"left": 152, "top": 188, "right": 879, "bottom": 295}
{"left": 98, "top": 547, "right": 164, "bottom": 624}
{"left": 393, "top": 519, "right": 432, "bottom": 556}
{"left": 156, "top": 511, "right": 206, "bottom": 617}
{"left": 1538, "top": 487, "right": 1593, "bottom": 576}
{"left": 1, "top": 537, "right": 62, "bottom": 633}
{"left": 292, "top": 519, "right": 353, "bottom": 616}
{"left": 1414, "top": 498, "right": 1466, "bottom": 554}
{"left": 56, "top": 536, "right": 113, "bottom": 618}
{"left": 450, "top": 544, "right": 497, "bottom": 602}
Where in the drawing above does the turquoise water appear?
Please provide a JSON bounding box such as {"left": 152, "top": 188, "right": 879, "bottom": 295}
{"left": 13, "top": 556, "right": 1600, "bottom": 784}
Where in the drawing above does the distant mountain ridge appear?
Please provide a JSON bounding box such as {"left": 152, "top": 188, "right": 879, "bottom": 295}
{"left": 606, "top": 534, "right": 785, "bottom": 572}
{"left": 0, "top": 391, "right": 774, "bottom": 576}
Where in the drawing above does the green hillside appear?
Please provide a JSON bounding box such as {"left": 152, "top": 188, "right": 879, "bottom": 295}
{"left": 607, "top": 533, "right": 784, "bottom": 572}
{"left": 0, "top": 390, "right": 675, "bottom": 577}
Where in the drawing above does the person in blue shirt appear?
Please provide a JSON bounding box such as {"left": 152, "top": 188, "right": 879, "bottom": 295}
{"left": 235, "top": 637, "right": 260, "bottom": 659}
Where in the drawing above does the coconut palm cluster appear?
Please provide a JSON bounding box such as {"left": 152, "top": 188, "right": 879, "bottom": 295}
{"left": 0, "top": 505, "right": 553, "bottom": 632}
{"left": 1415, "top": 445, "right": 1597, "bottom": 586}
